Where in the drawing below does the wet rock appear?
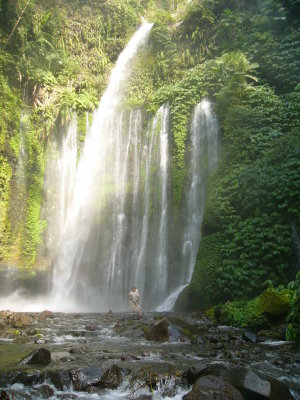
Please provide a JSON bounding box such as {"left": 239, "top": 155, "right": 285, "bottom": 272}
{"left": 183, "top": 374, "right": 244, "bottom": 400}
{"left": 69, "top": 347, "right": 86, "bottom": 355}
{"left": 38, "top": 310, "right": 54, "bottom": 320}
{"left": 230, "top": 368, "right": 292, "bottom": 399}
{"left": 239, "top": 350, "right": 249, "bottom": 359}
{"left": 206, "top": 334, "right": 219, "bottom": 343}
{"left": 70, "top": 330, "right": 86, "bottom": 337}
{"left": 11, "top": 313, "right": 32, "bottom": 328}
{"left": 191, "top": 335, "right": 204, "bottom": 345}
{"left": 147, "top": 318, "right": 169, "bottom": 341}
{"left": 26, "top": 328, "right": 37, "bottom": 336}
{"left": 45, "top": 370, "right": 72, "bottom": 390}
{"left": 71, "top": 367, "right": 103, "bottom": 390}
{"left": 71, "top": 367, "right": 103, "bottom": 391}
{"left": 85, "top": 325, "right": 96, "bottom": 331}
{"left": 10, "top": 371, "right": 44, "bottom": 386}
{"left": 202, "top": 363, "right": 292, "bottom": 400}
{"left": 19, "top": 348, "right": 51, "bottom": 365}
{"left": 96, "top": 364, "right": 123, "bottom": 389}
{"left": 185, "top": 363, "right": 207, "bottom": 384}
{"left": 37, "top": 384, "right": 55, "bottom": 398}
{"left": 242, "top": 332, "right": 257, "bottom": 343}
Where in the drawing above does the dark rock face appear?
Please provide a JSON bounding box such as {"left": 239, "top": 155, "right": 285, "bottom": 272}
{"left": 147, "top": 318, "right": 169, "bottom": 341}
{"left": 200, "top": 363, "right": 292, "bottom": 400}
{"left": 19, "top": 348, "right": 51, "bottom": 365}
{"left": 228, "top": 369, "right": 292, "bottom": 400}
{"left": 96, "top": 364, "right": 123, "bottom": 389}
{"left": 71, "top": 367, "right": 103, "bottom": 391}
{"left": 44, "top": 370, "right": 72, "bottom": 390}
{"left": 185, "top": 363, "right": 207, "bottom": 384}
{"left": 183, "top": 374, "right": 244, "bottom": 400}
{"left": 242, "top": 332, "right": 257, "bottom": 343}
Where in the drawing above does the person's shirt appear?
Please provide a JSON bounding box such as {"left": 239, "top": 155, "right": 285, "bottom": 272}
{"left": 129, "top": 290, "right": 139, "bottom": 303}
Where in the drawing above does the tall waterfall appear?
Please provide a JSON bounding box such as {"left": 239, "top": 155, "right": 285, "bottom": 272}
{"left": 0, "top": 23, "right": 221, "bottom": 313}
{"left": 50, "top": 22, "right": 154, "bottom": 311}
{"left": 157, "top": 99, "right": 220, "bottom": 311}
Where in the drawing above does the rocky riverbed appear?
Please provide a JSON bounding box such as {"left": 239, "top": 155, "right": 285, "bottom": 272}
{"left": 0, "top": 310, "right": 299, "bottom": 399}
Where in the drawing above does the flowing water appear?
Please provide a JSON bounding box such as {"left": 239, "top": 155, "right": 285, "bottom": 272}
{"left": 0, "top": 25, "right": 220, "bottom": 314}
{"left": 160, "top": 99, "right": 220, "bottom": 310}
{"left": 50, "top": 22, "right": 154, "bottom": 311}
{"left": 42, "top": 115, "right": 78, "bottom": 259}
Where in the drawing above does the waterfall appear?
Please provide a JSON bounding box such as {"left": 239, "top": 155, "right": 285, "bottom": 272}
{"left": 42, "top": 116, "right": 78, "bottom": 259}
{"left": 50, "top": 22, "right": 153, "bottom": 311}
{"left": 157, "top": 99, "right": 220, "bottom": 311}
{"left": 154, "top": 105, "right": 170, "bottom": 304}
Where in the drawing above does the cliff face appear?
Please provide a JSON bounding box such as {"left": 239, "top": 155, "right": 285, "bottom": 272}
{"left": 0, "top": 0, "right": 299, "bottom": 311}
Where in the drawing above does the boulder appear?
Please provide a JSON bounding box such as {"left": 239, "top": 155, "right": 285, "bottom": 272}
{"left": 11, "top": 313, "right": 32, "bottom": 328}
{"left": 183, "top": 374, "right": 244, "bottom": 400}
{"left": 201, "top": 363, "right": 292, "bottom": 400}
{"left": 258, "top": 289, "right": 291, "bottom": 316}
{"left": 242, "top": 332, "right": 257, "bottom": 343}
{"left": 147, "top": 318, "right": 169, "bottom": 341}
{"left": 44, "top": 369, "right": 72, "bottom": 390}
{"left": 227, "top": 368, "right": 292, "bottom": 399}
{"left": 185, "top": 363, "right": 207, "bottom": 384}
{"left": 146, "top": 317, "right": 193, "bottom": 342}
{"left": 36, "top": 384, "right": 55, "bottom": 398}
{"left": 97, "top": 364, "right": 123, "bottom": 389}
{"left": 71, "top": 367, "right": 103, "bottom": 391}
{"left": 19, "top": 348, "right": 51, "bottom": 365}
{"left": 38, "top": 310, "right": 54, "bottom": 320}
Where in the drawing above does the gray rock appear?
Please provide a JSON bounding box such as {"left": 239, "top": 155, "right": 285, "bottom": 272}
{"left": 96, "top": 364, "right": 123, "bottom": 389}
{"left": 185, "top": 363, "right": 207, "bottom": 384}
{"left": 71, "top": 367, "right": 103, "bottom": 391}
{"left": 44, "top": 369, "right": 72, "bottom": 390}
{"left": 202, "top": 363, "right": 292, "bottom": 400}
{"left": 191, "top": 335, "right": 204, "bottom": 345}
{"left": 19, "top": 348, "right": 51, "bottom": 365}
{"left": 147, "top": 318, "right": 169, "bottom": 341}
{"left": 242, "top": 332, "right": 257, "bottom": 343}
{"left": 183, "top": 374, "right": 244, "bottom": 400}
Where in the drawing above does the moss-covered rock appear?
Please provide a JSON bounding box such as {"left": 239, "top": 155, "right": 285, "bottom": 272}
{"left": 257, "top": 288, "right": 291, "bottom": 316}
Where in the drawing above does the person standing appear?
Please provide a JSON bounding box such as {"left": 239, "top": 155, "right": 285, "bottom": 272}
{"left": 128, "top": 287, "right": 142, "bottom": 317}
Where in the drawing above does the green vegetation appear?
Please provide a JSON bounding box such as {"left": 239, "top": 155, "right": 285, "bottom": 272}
{"left": 207, "top": 287, "right": 292, "bottom": 330}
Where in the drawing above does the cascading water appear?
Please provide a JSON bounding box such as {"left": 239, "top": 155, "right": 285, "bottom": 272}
{"left": 41, "top": 116, "right": 78, "bottom": 260}
{"left": 0, "top": 23, "right": 220, "bottom": 313}
{"left": 50, "top": 22, "right": 154, "bottom": 311}
{"left": 157, "top": 99, "right": 220, "bottom": 311}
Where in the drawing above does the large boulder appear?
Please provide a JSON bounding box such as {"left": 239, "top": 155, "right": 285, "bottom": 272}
{"left": 44, "top": 370, "right": 72, "bottom": 390}
{"left": 146, "top": 317, "right": 194, "bottom": 342}
{"left": 258, "top": 289, "right": 291, "bottom": 316}
{"left": 71, "top": 367, "right": 103, "bottom": 391}
{"left": 147, "top": 318, "right": 169, "bottom": 341}
{"left": 38, "top": 310, "right": 54, "bottom": 320}
{"left": 202, "top": 363, "right": 292, "bottom": 400}
{"left": 11, "top": 313, "right": 32, "bottom": 328}
{"left": 183, "top": 374, "right": 244, "bottom": 400}
{"left": 19, "top": 348, "right": 51, "bottom": 365}
{"left": 96, "top": 364, "right": 123, "bottom": 389}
